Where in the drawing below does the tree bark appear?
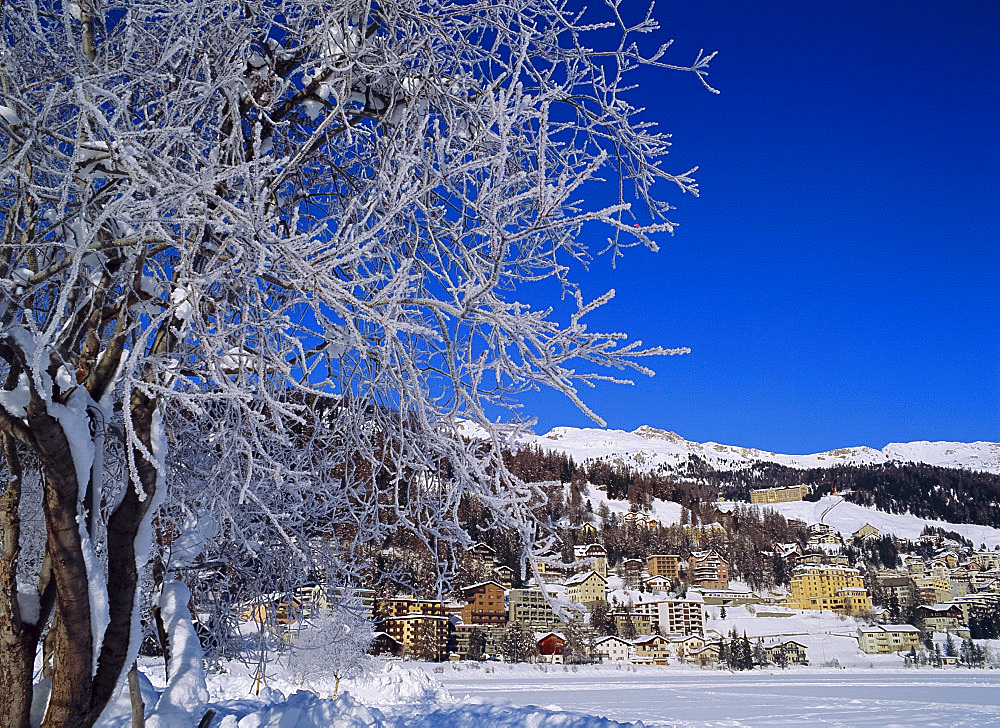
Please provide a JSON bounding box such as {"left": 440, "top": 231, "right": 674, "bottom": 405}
{"left": 0, "top": 434, "right": 38, "bottom": 728}
{"left": 28, "top": 401, "right": 95, "bottom": 728}
{"left": 88, "top": 393, "right": 160, "bottom": 724}
{"left": 127, "top": 662, "right": 145, "bottom": 728}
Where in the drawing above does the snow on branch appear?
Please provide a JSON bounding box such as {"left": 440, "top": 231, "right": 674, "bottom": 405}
{"left": 0, "top": 0, "right": 713, "bottom": 720}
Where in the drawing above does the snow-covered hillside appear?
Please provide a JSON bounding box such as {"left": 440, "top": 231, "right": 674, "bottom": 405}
{"left": 568, "top": 482, "right": 1000, "bottom": 548}
{"left": 524, "top": 425, "right": 1000, "bottom": 475}
{"left": 724, "top": 496, "right": 1000, "bottom": 549}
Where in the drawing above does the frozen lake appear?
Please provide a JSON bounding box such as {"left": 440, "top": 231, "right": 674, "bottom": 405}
{"left": 432, "top": 665, "right": 1000, "bottom": 726}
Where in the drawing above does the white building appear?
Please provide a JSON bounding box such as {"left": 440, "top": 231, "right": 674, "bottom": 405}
{"left": 594, "top": 635, "right": 632, "bottom": 662}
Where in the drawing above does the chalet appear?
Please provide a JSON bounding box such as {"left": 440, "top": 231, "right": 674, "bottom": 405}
{"left": 807, "top": 532, "right": 843, "bottom": 548}
{"left": 935, "top": 550, "right": 960, "bottom": 568}
{"left": 667, "top": 634, "right": 705, "bottom": 661}
{"left": 536, "top": 631, "right": 565, "bottom": 664}
{"left": 928, "top": 560, "right": 950, "bottom": 579}
{"left": 808, "top": 523, "right": 834, "bottom": 537}
{"left": 642, "top": 575, "right": 673, "bottom": 593}
{"left": 915, "top": 604, "right": 966, "bottom": 635}
{"left": 689, "top": 643, "right": 721, "bottom": 667}
{"left": 775, "top": 543, "right": 803, "bottom": 560}
{"left": 573, "top": 543, "right": 608, "bottom": 577}
{"left": 594, "top": 635, "right": 632, "bottom": 662}
{"left": 852, "top": 523, "right": 880, "bottom": 540}
{"left": 533, "top": 555, "right": 569, "bottom": 578}
{"left": 622, "top": 512, "right": 659, "bottom": 529}
{"left": 621, "top": 558, "right": 644, "bottom": 586}
{"left": 631, "top": 634, "right": 670, "bottom": 665}
{"left": 369, "top": 632, "right": 402, "bottom": 657}
{"left": 470, "top": 542, "right": 496, "bottom": 572}
{"left": 762, "top": 639, "right": 808, "bottom": 665}
{"left": 492, "top": 565, "right": 514, "bottom": 589}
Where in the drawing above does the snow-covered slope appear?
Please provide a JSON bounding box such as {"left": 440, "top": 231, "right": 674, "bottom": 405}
{"left": 722, "top": 495, "right": 1000, "bottom": 548}
{"left": 524, "top": 425, "right": 1000, "bottom": 475}
{"left": 571, "top": 477, "right": 1000, "bottom": 548}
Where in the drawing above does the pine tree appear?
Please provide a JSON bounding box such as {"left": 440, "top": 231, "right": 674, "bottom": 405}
{"left": 945, "top": 633, "right": 957, "bottom": 658}
{"left": 739, "top": 633, "right": 754, "bottom": 670}
{"left": 590, "top": 600, "right": 615, "bottom": 636}
{"left": 500, "top": 622, "right": 538, "bottom": 664}
{"left": 622, "top": 615, "right": 638, "bottom": 641}
{"left": 753, "top": 639, "right": 767, "bottom": 668}
{"left": 564, "top": 619, "right": 591, "bottom": 665}
{"left": 467, "top": 628, "right": 487, "bottom": 661}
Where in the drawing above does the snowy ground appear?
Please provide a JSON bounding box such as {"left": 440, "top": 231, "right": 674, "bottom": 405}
{"left": 430, "top": 662, "right": 1000, "bottom": 727}
{"left": 105, "top": 652, "right": 1000, "bottom": 728}
{"left": 94, "top": 603, "right": 999, "bottom": 727}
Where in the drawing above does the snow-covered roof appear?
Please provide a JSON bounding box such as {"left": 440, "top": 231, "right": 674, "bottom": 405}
{"left": 916, "top": 603, "right": 961, "bottom": 612}
{"left": 459, "top": 580, "right": 505, "bottom": 593}
{"left": 867, "top": 624, "right": 920, "bottom": 633}
{"left": 565, "top": 570, "right": 606, "bottom": 586}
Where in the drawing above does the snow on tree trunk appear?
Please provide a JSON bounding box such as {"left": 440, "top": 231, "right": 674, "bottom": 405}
{"left": 146, "top": 580, "right": 209, "bottom": 727}
{"left": 1, "top": 0, "right": 716, "bottom": 722}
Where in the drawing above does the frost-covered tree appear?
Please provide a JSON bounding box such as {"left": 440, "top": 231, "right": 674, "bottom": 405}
{"left": 286, "top": 599, "right": 374, "bottom": 698}
{"left": 0, "top": 0, "right": 715, "bottom": 724}
{"left": 499, "top": 620, "right": 537, "bottom": 664}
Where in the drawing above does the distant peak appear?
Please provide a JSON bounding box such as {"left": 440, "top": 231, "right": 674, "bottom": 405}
{"left": 632, "top": 425, "right": 682, "bottom": 441}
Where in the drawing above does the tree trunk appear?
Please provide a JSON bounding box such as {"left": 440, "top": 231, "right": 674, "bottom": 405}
{"left": 127, "top": 663, "right": 145, "bottom": 728}
{"left": 29, "top": 400, "right": 96, "bottom": 728}
{"left": 0, "top": 434, "right": 38, "bottom": 728}
{"left": 88, "top": 394, "right": 160, "bottom": 723}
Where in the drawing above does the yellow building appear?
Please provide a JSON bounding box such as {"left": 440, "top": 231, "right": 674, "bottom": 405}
{"left": 786, "top": 565, "right": 872, "bottom": 616}
{"left": 382, "top": 614, "right": 451, "bottom": 661}
{"left": 564, "top": 570, "right": 607, "bottom": 605}
{"left": 376, "top": 596, "right": 448, "bottom": 620}
{"left": 913, "top": 575, "right": 952, "bottom": 605}
{"left": 750, "top": 484, "right": 808, "bottom": 504}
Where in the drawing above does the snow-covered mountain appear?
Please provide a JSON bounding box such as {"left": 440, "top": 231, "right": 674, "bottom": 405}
{"left": 522, "top": 425, "right": 1000, "bottom": 475}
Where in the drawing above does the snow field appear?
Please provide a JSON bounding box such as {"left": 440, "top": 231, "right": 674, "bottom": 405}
{"left": 430, "top": 662, "right": 1000, "bottom": 727}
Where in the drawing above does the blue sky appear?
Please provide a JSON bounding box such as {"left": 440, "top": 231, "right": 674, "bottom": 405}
{"left": 517, "top": 1, "right": 1000, "bottom": 453}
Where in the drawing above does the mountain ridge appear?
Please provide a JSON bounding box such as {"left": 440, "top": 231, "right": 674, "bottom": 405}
{"left": 522, "top": 425, "right": 1000, "bottom": 475}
